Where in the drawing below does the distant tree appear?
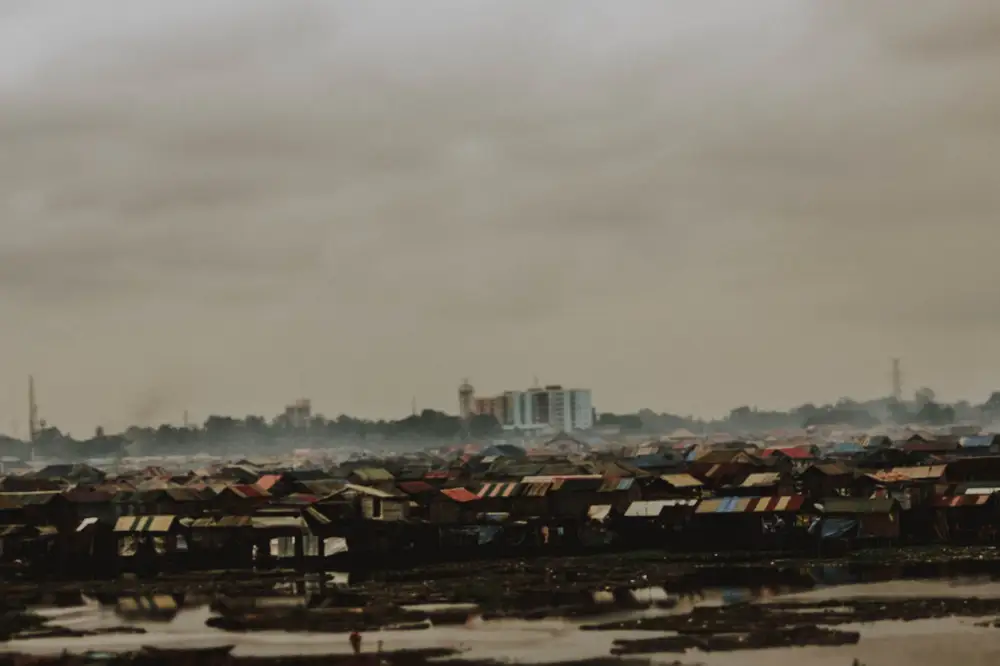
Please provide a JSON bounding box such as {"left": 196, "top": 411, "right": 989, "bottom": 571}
{"left": 983, "top": 392, "right": 1000, "bottom": 417}
{"left": 244, "top": 415, "right": 269, "bottom": 435}
{"left": 469, "top": 414, "right": 502, "bottom": 437}
{"left": 915, "top": 401, "right": 954, "bottom": 426}
{"left": 915, "top": 387, "right": 936, "bottom": 408}
{"left": 204, "top": 415, "right": 239, "bottom": 439}
{"left": 887, "top": 400, "right": 913, "bottom": 424}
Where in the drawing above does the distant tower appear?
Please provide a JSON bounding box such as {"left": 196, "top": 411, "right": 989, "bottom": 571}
{"left": 891, "top": 358, "right": 902, "bottom": 401}
{"left": 458, "top": 379, "right": 475, "bottom": 420}
{"left": 28, "top": 375, "right": 39, "bottom": 461}
{"left": 28, "top": 376, "right": 38, "bottom": 441}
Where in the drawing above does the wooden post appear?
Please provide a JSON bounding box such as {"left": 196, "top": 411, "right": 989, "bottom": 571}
{"left": 294, "top": 533, "right": 305, "bottom": 572}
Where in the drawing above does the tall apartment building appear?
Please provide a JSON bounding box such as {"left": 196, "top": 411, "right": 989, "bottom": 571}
{"left": 459, "top": 381, "right": 592, "bottom": 431}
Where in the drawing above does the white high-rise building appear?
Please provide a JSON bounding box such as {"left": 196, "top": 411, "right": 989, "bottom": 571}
{"left": 501, "top": 385, "right": 593, "bottom": 432}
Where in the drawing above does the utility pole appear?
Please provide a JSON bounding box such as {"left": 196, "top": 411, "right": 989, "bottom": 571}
{"left": 28, "top": 376, "right": 39, "bottom": 461}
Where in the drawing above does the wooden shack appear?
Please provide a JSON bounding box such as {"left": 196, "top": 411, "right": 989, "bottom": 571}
{"left": 815, "top": 498, "right": 900, "bottom": 549}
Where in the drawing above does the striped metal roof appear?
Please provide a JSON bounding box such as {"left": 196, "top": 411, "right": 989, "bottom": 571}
{"left": 477, "top": 482, "right": 519, "bottom": 498}
{"left": 113, "top": 515, "right": 176, "bottom": 533}
{"left": 695, "top": 496, "right": 806, "bottom": 515}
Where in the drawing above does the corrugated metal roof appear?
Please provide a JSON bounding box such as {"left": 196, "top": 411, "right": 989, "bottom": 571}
{"left": 740, "top": 472, "right": 783, "bottom": 488}
{"left": 624, "top": 499, "right": 698, "bottom": 517}
{"left": 868, "top": 465, "right": 947, "bottom": 483}
{"left": 349, "top": 467, "right": 395, "bottom": 482}
{"left": 0, "top": 524, "right": 28, "bottom": 537}
{"left": 398, "top": 481, "right": 436, "bottom": 495}
{"left": 661, "top": 474, "right": 703, "bottom": 488}
{"left": 477, "top": 482, "right": 520, "bottom": 498}
{"left": 521, "top": 482, "right": 553, "bottom": 497}
{"left": 695, "top": 496, "right": 806, "bottom": 514}
{"left": 305, "top": 506, "right": 331, "bottom": 525}
{"left": 520, "top": 474, "right": 602, "bottom": 484}
{"left": 279, "top": 493, "right": 320, "bottom": 505}
{"left": 256, "top": 474, "right": 283, "bottom": 490}
{"left": 330, "top": 483, "right": 397, "bottom": 499}
{"left": 225, "top": 484, "right": 270, "bottom": 499}
{"left": 62, "top": 489, "right": 115, "bottom": 503}
{"left": 0, "top": 491, "right": 60, "bottom": 507}
{"left": 77, "top": 517, "right": 100, "bottom": 532}
{"left": 252, "top": 516, "right": 307, "bottom": 530}
{"left": 441, "top": 487, "right": 480, "bottom": 503}
{"left": 588, "top": 504, "right": 612, "bottom": 522}
{"left": 763, "top": 446, "right": 814, "bottom": 459}
{"left": 962, "top": 486, "right": 1000, "bottom": 496}
{"left": 117, "top": 595, "right": 178, "bottom": 612}
{"left": 820, "top": 498, "right": 897, "bottom": 514}
{"left": 114, "top": 515, "right": 177, "bottom": 533}
{"left": 599, "top": 477, "right": 636, "bottom": 492}
{"left": 933, "top": 495, "right": 990, "bottom": 508}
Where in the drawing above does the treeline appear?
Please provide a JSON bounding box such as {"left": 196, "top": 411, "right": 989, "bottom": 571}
{"left": 4, "top": 390, "right": 1000, "bottom": 461}
{"left": 603, "top": 391, "right": 1000, "bottom": 434}
{"left": 2, "top": 409, "right": 506, "bottom": 460}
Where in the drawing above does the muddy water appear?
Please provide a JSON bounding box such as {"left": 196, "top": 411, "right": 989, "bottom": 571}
{"left": 6, "top": 579, "right": 1000, "bottom": 664}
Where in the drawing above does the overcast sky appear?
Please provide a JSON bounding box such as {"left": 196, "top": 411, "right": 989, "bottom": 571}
{"left": 3, "top": 1, "right": 1000, "bottom": 434}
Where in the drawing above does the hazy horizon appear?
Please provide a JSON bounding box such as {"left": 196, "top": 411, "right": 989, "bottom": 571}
{"left": 3, "top": 1, "right": 1000, "bottom": 434}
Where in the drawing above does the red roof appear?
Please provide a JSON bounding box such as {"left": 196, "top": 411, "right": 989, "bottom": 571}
{"left": 226, "top": 484, "right": 269, "bottom": 499}
{"left": 256, "top": 474, "right": 282, "bottom": 491}
{"left": 441, "top": 487, "right": 480, "bottom": 503}
{"left": 398, "top": 481, "right": 436, "bottom": 495}
{"left": 424, "top": 470, "right": 455, "bottom": 480}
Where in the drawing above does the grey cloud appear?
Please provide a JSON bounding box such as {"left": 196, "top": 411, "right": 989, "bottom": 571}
{"left": 3, "top": 1, "right": 1000, "bottom": 430}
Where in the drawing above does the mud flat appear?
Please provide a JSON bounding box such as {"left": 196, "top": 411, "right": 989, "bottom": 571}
{"left": 0, "top": 650, "right": 680, "bottom": 666}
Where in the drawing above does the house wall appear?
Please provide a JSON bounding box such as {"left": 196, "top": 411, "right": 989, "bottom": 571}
{"left": 360, "top": 496, "right": 409, "bottom": 521}
{"left": 858, "top": 512, "right": 900, "bottom": 539}
{"left": 428, "top": 500, "right": 461, "bottom": 525}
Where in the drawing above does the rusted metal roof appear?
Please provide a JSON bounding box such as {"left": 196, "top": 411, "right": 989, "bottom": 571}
{"left": 867, "top": 465, "right": 947, "bottom": 483}
{"left": 933, "top": 495, "right": 991, "bottom": 508}
{"left": 398, "top": 481, "right": 436, "bottom": 495}
{"left": 62, "top": 489, "right": 115, "bottom": 503}
{"left": 225, "top": 484, "right": 270, "bottom": 499}
{"left": 520, "top": 482, "right": 553, "bottom": 497}
{"left": 280, "top": 493, "right": 320, "bottom": 505}
{"left": 0, "top": 491, "right": 61, "bottom": 507}
{"left": 696, "top": 496, "right": 806, "bottom": 514}
{"left": 441, "top": 488, "right": 480, "bottom": 503}
{"left": 255, "top": 474, "right": 283, "bottom": 491}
